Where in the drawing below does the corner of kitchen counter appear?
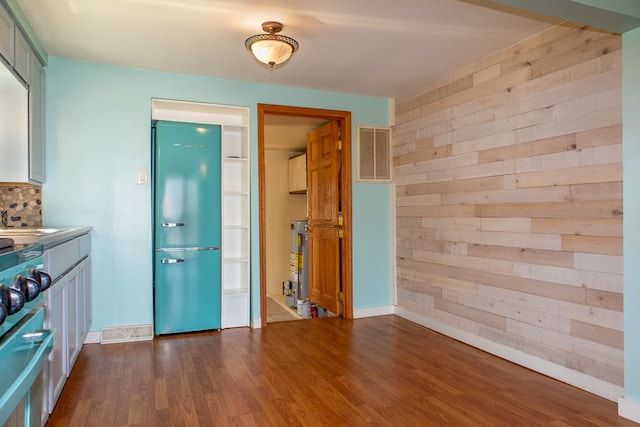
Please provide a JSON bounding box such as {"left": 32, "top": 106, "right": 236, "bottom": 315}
{"left": 40, "top": 227, "right": 93, "bottom": 249}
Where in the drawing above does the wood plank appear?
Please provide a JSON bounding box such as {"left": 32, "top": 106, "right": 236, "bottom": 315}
{"left": 443, "top": 287, "right": 571, "bottom": 334}
{"left": 531, "top": 217, "right": 622, "bottom": 237}
{"left": 450, "top": 24, "right": 579, "bottom": 81}
{"left": 438, "top": 229, "right": 562, "bottom": 251}
{"left": 467, "top": 244, "right": 573, "bottom": 268}
{"left": 473, "top": 63, "right": 501, "bottom": 86}
{"left": 478, "top": 285, "right": 621, "bottom": 330}
{"left": 442, "top": 186, "right": 571, "bottom": 206}
{"left": 478, "top": 134, "right": 576, "bottom": 164}
{"left": 512, "top": 262, "right": 622, "bottom": 292}
{"left": 507, "top": 319, "right": 623, "bottom": 367}
{"left": 434, "top": 298, "right": 507, "bottom": 331}
{"left": 404, "top": 175, "right": 503, "bottom": 196}
{"left": 561, "top": 235, "right": 622, "bottom": 256}
{"left": 571, "top": 320, "right": 623, "bottom": 349}
{"left": 570, "top": 182, "right": 622, "bottom": 202}
{"left": 585, "top": 289, "right": 623, "bottom": 312}
{"left": 476, "top": 200, "right": 623, "bottom": 219}
{"left": 530, "top": 34, "right": 621, "bottom": 79}
{"left": 499, "top": 26, "right": 609, "bottom": 78}
{"left": 396, "top": 204, "right": 477, "bottom": 218}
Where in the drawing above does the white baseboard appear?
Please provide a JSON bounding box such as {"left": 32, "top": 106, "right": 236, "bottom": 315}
{"left": 84, "top": 331, "right": 101, "bottom": 344}
{"left": 354, "top": 305, "right": 395, "bottom": 319}
{"left": 619, "top": 397, "right": 640, "bottom": 423}
{"left": 251, "top": 317, "right": 262, "bottom": 329}
{"left": 100, "top": 324, "right": 154, "bottom": 344}
{"left": 394, "top": 307, "right": 623, "bottom": 402}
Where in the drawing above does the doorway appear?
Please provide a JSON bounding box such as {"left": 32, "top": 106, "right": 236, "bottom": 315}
{"left": 258, "top": 104, "right": 353, "bottom": 328}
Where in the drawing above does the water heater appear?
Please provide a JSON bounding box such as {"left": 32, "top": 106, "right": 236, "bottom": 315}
{"left": 286, "top": 219, "right": 308, "bottom": 308}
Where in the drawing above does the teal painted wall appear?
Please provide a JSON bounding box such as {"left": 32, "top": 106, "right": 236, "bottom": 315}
{"left": 623, "top": 28, "right": 640, "bottom": 403}
{"left": 43, "top": 57, "right": 391, "bottom": 330}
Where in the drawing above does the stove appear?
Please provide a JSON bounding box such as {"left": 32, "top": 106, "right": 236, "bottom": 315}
{"left": 0, "top": 244, "right": 53, "bottom": 426}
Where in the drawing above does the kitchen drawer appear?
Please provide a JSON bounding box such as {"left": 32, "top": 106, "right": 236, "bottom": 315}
{"left": 45, "top": 238, "right": 80, "bottom": 280}
{"left": 78, "top": 233, "right": 91, "bottom": 259}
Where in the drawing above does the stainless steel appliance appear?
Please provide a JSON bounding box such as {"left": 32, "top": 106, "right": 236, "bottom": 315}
{"left": 0, "top": 244, "right": 53, "bottom": 426}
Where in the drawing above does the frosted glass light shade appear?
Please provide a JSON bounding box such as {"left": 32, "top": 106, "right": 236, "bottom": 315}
{"left": 245, "top": 22, "right": 299, "bottom": 69}
{"left": 250, "top": 39, "right": 294, "bottom": 67}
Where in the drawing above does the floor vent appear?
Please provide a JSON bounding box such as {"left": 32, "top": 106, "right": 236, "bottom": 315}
{"left": 100, "top": 324, "right": 153, "bottom": 344}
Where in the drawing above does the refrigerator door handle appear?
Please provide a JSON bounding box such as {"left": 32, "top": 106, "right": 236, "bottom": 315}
{"left": 161, "top": 222, "right": 185, "bottom": 228}
{"left": 161, "top": 258, "right": 185, "bottom": 264}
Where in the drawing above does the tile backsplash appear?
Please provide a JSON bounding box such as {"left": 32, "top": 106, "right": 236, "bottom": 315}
{"left": 0, "top": 185, "right": 43, "bottom": 228}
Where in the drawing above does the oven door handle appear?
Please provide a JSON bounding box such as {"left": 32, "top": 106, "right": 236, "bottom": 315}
{"left": 22, "top": 329, "right": 53, "bottom": 345}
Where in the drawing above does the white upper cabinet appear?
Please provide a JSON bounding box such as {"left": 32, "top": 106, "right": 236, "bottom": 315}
{"left": 0, "top": 5, "right": 15, "bottom": 66}
{"left": 0, "top": 1, "right": 46, "bottom": 184}
{"left": 29, "top": 55, "right": 45, "bottom": 182}
{"left": 14, "top": 29, "right": 30, "bottom": 83}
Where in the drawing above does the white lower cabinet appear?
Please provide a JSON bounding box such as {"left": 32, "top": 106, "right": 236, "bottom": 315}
{"left": 43, "top": 235, "right": 92, "bottom": 419}
{"left": 47, "top": 278, "right": 66, "bottom": 414}
{"left": 65, "top": 265, "right": 80, "bottom": 371}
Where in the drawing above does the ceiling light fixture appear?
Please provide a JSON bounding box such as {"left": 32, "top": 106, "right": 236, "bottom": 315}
{"left": 245, "top": 21, "right": 299, "bottom": 69}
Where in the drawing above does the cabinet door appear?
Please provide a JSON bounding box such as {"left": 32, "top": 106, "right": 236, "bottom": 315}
{"left": 48, "top": 280, "right": 66, "bottom": 414}
{"left": 0, "top": 5, "right": 14, "bottom": 65}
{"left": 29, "top": 56, "right": 45, "bottom": 183}
{"left": 14, "top": 29, "right": 30, "bottom": 83}
{"left": 288, "top": 153, "right": 307, "bottom": 194}
{"left": 82, "top": 257, "right": 92, "bottom": 338}
{"left": 66, "top": 267, "right": 80, "bottom": 372}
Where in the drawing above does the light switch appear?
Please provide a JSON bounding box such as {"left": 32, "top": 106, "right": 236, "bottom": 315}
{"left": 136, "top": 169, "right": 148, "bottom": 185}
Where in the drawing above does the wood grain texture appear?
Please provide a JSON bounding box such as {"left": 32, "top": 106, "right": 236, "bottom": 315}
{"left": 394, "top": 23, "right": 623, "bottom": 389}
{"left": 46, "top": 316, "right": 636, "bottom": 427}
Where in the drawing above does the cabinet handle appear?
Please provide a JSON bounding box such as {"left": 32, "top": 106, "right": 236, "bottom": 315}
{"left": 161, "top": 258, "right": 184, "bottom": 264}
{"left": 161, "top": 223, "right": 185, "bottom": 228}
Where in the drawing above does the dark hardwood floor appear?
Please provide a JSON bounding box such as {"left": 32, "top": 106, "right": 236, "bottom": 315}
{"left": 46, "top": 315, "right": 637, "bottom": 426}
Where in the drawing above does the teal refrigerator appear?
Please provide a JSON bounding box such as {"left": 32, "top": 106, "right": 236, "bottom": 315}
{"left": 153, "top": 121, "right": 221, "bottom": 335}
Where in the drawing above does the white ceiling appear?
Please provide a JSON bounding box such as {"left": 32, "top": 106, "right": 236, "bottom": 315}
{"left": 15, "top": 0, "right": 558, "bottom": 151}
{"left": 16, "top": 0, "right": 556, "bottom": 99}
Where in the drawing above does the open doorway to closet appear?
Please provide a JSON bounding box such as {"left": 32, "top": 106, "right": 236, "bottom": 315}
{"left": 258, "top": 104, "right": 353, "bottom": 327}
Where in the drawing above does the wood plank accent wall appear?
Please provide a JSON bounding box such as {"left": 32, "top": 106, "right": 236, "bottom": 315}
{"left": 393, "top": 24, "right": 623, "bottom": 389}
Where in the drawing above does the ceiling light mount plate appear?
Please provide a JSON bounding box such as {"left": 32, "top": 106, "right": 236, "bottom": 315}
{"left": 261, "top": 21, "right": 284, "bottom": 34}
{"left": 245, "top": 21, "right": 299, "bottom": 70}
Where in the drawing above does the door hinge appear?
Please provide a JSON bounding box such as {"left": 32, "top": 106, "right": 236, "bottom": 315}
{"left": 337, "top": 140, "right": 342, "bottom": 150}
{"left": 338, "top": 291, "right": 343, "bottom": 301}
{"left": 338, "top": 227, "right": 343, "bottom": 239}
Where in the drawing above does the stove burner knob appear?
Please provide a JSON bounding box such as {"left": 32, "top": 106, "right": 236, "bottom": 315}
{"left": 0, "top": 284, "right": 25, "bottom": 315}
{"left": 11, "top": 276, "right": 40, "bottom": 302}
{"left": 0, "top": 302, "right": 6, "bottom": 326}
{"left": 29, "top": 269, "right": 52, "bottom": 292}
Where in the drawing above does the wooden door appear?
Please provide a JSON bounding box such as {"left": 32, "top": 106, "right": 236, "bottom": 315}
{"left": 306, "top": 121, "right": 341, "bottom": 314}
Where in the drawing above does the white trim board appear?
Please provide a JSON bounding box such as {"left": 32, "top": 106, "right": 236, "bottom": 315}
{"left": 619, "top": 398, "right": 640, "bottom": 423}
{"left": 394, "top": 307, "right": 623, "bottom": 402}
{"left": 84, "top": 331, "right": 101, "bottom": 344}
{"left": 354, "top": 305, "right": 395, "bottom": 319}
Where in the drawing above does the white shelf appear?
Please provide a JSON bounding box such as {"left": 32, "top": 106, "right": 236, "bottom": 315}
{"left": 219, "top": 106, "right": 250, "bottom": 328}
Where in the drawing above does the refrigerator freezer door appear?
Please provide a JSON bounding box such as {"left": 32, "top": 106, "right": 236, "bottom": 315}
{"left": 154, "top": 121, "right": 222, "bottom": 249}
{"left": 154, "top": 249, "right": 221, "bottom": 334}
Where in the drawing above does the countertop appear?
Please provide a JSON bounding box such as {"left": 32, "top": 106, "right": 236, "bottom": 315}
{"left": 0, "top": 227, "right": 92, "bottom": 249}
